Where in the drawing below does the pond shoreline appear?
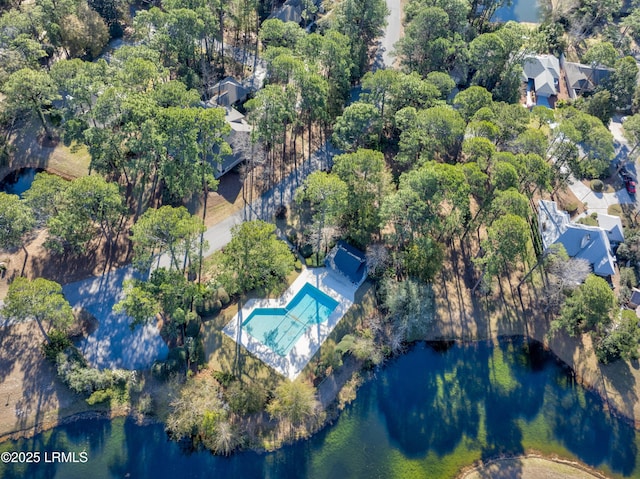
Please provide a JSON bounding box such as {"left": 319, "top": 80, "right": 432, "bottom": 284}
{"left": 0, "top": 409, "right": 160, "bottom": 444}
{"left": 1, "top": 332, "right": 637, "bottom": 471}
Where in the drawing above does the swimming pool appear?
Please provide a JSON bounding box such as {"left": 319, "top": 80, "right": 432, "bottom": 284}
{"left": 242, "top": 283, "right": 339, "bottom": 356}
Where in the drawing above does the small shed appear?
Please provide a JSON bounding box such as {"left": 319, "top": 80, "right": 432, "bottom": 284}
{"left": 325, "top": 241, "right": 367, "bottom": 287}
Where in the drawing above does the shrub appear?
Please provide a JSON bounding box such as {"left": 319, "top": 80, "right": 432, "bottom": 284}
{"left": 594, "top": 310, "right": 640, "bottom": 363}
{"left": 165, "top": 358, "right": 182, "bottom": 374}
{"left": 294, "top": 259, "right": 303, "bottom": 271}
{"left": 212, "top": 370, "right": 235, "bottom": 387}
{"left": 151, "top": 360, "right": 167, "bottom": 379}
{"left": 275, "top": 204, "right": 287, "bottom": 219}
{"left": 577, "top": 216, "right": 598, "bottom": 226}
{"left": 591, "top": 179, "right": 604, "bottom": 192}
{"left": 217, "top": 287, "right": 230, "bottom": 306}
{"left": 64, "top": 367, "right": 111, "bottom": 395}
{"left": 86, "top": 389, "right": 112, "bottom": 405}
{"left": 620, "top": 267, "right": 637, "bottom": 289}
{"left": 56, "top": 348, "right": 135, "bottom": 399}
{"left": 300, "top": 244, "right": 314, "bottom": 258}
{"left": 286, "top": 229, "right": 298, "bottom": 246}
{"left": 168, "top": 347, "right": 187, "bottom": 363}
{"left": 42, "top": 330, "right": 73, "bottom": 361}
{"left": 304, "top": 254, "right": 325, "bottom": 267}
{"left": 608, "top": 204, "right": 623, "bottom": 217}
{"left": 226, "top": 381, "right": 266, "bottom": 415}
{"left": 185, "top": 317, "right": 202, "bottom": 338}
{"left": 137, "top": 393, "right": 154, "bottom": 415}
{"left": 197, "top": 298, "right": 218, "bottom": 316}
{"left": 565, "top": 201, "right": 579, "bottom": 214}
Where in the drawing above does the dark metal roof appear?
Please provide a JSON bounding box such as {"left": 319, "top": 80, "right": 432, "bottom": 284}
{"left": 326, "top": 241, "right": 367, "bottom": 285}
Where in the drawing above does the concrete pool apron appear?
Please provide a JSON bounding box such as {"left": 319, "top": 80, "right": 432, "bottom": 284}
{"left": 223, "top": 267, "right": 357, "bottom": 380}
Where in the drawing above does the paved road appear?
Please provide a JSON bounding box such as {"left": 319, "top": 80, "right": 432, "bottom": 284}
{"left": 376, "top": 0, "right": 402, "bottom": 69}
{"left": 157, "top": 142, "right": 337, "bottom": 268}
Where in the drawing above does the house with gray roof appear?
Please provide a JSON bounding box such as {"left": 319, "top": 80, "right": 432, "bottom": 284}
{"left": 597, "top": 213, "right": 625, "bottom": 245}
{"left": 268, "top": 0, "right": 323, "bottom": 24}
{"left": 210, "top": 107, "right": 264, "bottom": 178}
{"left": 561, "top": 57, "right": 613, "bottom": 99}
{"left": 521, "top": 54, "right": 560, "bottom": 108}
{"left": 207, "top": 77, "right": 249, "bottom": 108}
{"left": 538, "top": 200, "right": 618, "bottom": 277}
{"left": 268, "top": 1, "right": 303, "bottom": 23}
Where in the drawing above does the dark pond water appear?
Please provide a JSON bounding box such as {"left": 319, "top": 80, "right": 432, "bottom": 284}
{"left": 495, "top": 0, "right": 542, "bottom": 23}
{"left": 1, "top": 338, "right": 638, "bottom": 479}
{"left": 0, "top": 168, "right": 43, "bottom": 197}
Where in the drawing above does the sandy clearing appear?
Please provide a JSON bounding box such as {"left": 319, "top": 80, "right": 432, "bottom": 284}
{"left": 461, "top": 456, "right": 607, "bottom": 479}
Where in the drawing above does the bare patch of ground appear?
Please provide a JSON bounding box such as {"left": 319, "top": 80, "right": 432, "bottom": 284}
{"left": 0, "top": 227, "right": 133, "bottom": 301}
{"left": 461, "top": 456, "right": 608, "bottom": 479}
{"left": 554, "top": 185, "right": 586, "bottom": 217}
{"left": 0, "top": 321, "right": 88, "bottom": 440}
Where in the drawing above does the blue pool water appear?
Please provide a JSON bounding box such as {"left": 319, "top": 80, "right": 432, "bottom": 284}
{"left": 242, "top": 283, "right": 339, "bottom": 356}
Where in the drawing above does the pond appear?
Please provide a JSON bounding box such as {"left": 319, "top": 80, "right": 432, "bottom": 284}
{"left": 0, "top": 338, "right": 637, "bottom": 479}
{"left": 0, "top": 168, "right": 43, "bottom": 197}
{"left": 495, "top": 0, "right": 542, "bottom": 23}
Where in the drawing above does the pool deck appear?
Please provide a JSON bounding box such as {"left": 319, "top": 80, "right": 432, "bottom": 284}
{"left": 223, "top": 267, "right": 357, "bottom": 380}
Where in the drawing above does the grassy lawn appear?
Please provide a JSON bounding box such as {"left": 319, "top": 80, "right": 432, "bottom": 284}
{"left": 608, "top": 203, "right": 638, "bottom": 228}
{"left": 3, "top": 116, "right": 90, "bottom": 180}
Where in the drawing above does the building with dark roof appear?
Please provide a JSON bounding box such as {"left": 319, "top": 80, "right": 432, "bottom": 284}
{"left": 207, "top": 77, "right": 249, "bottom": 108}
{"left": 561, "top": 59, "right": 613, "bottom": 99}
{"left": 268, "top": 2, "right": 303, "bottom": 23}
{"left": 209, "top": 107, "right": 264, "bottom": 178}
{"left": 629, "top": 288, "right": 640, "bottom": 309}
{"left": 325, "top": 241, "right": 368, "bottom": 286}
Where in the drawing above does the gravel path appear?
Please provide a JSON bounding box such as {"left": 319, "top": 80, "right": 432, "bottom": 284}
{"left": 379, "top": 0, "right": 402, "bottom": 68}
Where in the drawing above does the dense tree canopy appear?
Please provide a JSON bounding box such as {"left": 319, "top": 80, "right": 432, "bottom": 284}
{"left": 115, "top": 267, "right": 201, "bottom": 338}
{"left": 551, "top": 274, "right": 616, "bottom": 337}
{"left": 0, "top": 193, "right": 35, "bottom": 250}
{"left": 130, "top": 206, "right": 205, "bottom": 272}
{"left": 221, "top": 220, "right": 295, "bottom": 295}
{"left": 332, "top": 149, "right": 392, "bottom": 249}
